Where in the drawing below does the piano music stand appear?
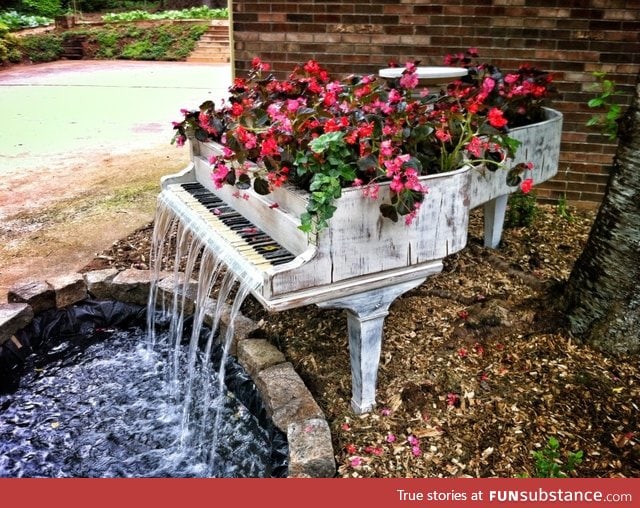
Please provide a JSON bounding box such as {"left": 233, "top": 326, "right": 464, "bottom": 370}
{"left": 378, "top": 65, "right": 468, "bottom": 85}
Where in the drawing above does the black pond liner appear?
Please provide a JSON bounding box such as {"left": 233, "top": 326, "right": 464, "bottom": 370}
{"left": 0, "top": 299, "right": 288, "bottom": 478}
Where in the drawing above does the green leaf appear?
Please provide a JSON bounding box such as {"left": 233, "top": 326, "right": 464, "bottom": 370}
{"left": 224, "top": 170, "right": 236, "bottom": 186}
{"left": 236, "top": 173, "right": 251, "bottom": 189}
{"left": 195, "top": 128, "right": 210, "bottom": 142}
{"left": 379, "top": 203, "right": 399, "bottom": 222}
{"left": 357, "top": 154, "right": 377, "bottom": 173}
{"left": 253, "top": 177, "right": 270, "bottom": 195}
{"left": 588, "top": 97, "right": 604, "bottom": 108}
{"left": 506, "top": 167, "right": 523, "bottom": 187}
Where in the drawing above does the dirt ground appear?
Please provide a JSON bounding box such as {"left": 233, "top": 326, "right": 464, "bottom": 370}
{"left": 0, "top": 144, "right": 188, "bottom": 301}
{"left": 88, "top": 192, "right": 639, "bottom": 479}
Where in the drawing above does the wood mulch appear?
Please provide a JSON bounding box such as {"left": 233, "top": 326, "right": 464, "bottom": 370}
{"left": 86, "top": 203, "right": 639, "bottom": 478}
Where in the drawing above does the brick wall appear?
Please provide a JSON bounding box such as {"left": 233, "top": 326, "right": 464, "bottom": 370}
{"left": 232, "top": 0, "right": 640, "bottom": 207}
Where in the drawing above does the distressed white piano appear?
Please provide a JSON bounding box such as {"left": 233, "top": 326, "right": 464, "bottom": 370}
{"left": 159, "top": 139, "right": 471, "bottom": 414}
{"left": 157, "top": 106, "right": 562, "bottom": 414}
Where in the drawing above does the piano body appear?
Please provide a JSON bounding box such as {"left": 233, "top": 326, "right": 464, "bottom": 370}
{"left": 469, "top": 107, "right": 563, "bottom": 247}
{"left": 159, "top": 139, "right": 471, "bottom": 413}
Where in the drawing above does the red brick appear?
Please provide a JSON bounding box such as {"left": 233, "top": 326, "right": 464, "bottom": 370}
{"left": 231, "top": 0, "right": 639, "bottom": 205}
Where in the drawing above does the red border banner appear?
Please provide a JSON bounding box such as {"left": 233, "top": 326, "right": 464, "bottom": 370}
{"left": 1, "top": 478, "right": 638, "bottom": 508}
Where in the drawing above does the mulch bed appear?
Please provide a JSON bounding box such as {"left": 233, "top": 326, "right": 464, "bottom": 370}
{"left": 85, "top": 203, "right": 639, "bottom": 478}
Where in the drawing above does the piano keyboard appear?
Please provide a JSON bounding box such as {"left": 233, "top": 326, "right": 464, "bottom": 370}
{"left": 165, "top": 182, "right": 297, "bottom": 269}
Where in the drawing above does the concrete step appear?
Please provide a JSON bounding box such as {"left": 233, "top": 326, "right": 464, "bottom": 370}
{"left": 186, "top": 22, "right": 230, "bottom": 63}
{"left": 187, "top": 55, "right": 229, "bottom": 63}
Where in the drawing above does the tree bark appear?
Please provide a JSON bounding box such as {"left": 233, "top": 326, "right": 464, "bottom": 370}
{"left": 563, "top": 71, "right": 640, "bottom": 355}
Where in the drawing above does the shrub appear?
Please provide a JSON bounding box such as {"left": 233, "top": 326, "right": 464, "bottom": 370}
{"left": 70, "top": 22, "right": 208, "bottom": 61}
{"left": 0, "top": 10, "right": 53, "bottom": 30}
{"left": 64, "top": 0, "right": 110, "bottom": 12}
{"left": 0, "top": 22, "right": 23, "bottom": 64}
{"left": 505, "top": 191, "right": 538, "bottom": 228}
{"left": 18, "top": 33, "right": 63, "bottom": 62}
{"left": 21, "top": 0, "right": 62, "bottom": 17}
{"left": 531, "top": 437, "right": 583, "bottom": 478}
{"left": 102, "top": 6, "right": 228, "bottom": 22}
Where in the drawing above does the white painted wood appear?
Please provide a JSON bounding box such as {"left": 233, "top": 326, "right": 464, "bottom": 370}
{"left": 469, "top": 107, "right": 563, "bottom": 209}
{"left": 483, "top": 194, "right": 509, "bottom": 249}
{"left": 186, "top": 140, "right": 471, "bottom": 302}
{"left": 318, "top": 277, "right": 429, "bottom": 413}
{"left": 468, "top": 107, "right": 563, "bottom": 248}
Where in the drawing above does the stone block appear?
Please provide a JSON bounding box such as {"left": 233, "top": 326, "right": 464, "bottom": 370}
{"left": 84, "top": 268, "right": 120, "bottom": 300}
{"left": 47, "top": 273, "right": 87, "bottom": 308}
{"left": 255, "top": 362, "right": 324, "bottom": 434}
{"left": 156, "top": 272, "right": 199, "bottom": 316}
{"left": 237, "top": 338, "right": 286, "bottom": 379}
{"left": 287, "top": 418, "right": 336, "bottom": 478}
{"left": 7, "top": 280, "right": 55, "bottom": 314}
{"left": 219, "top": 311, "right": 260, "bottom": 356}
{"left": 0, "top": 303, "right": 34, "bottom": 346}
{"left": 110, "top": 269, "right": 154, "bottom": 306}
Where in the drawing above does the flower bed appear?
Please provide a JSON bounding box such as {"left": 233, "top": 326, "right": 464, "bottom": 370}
{"left": 173, "top": 50, "right": 557, "bottom": 236}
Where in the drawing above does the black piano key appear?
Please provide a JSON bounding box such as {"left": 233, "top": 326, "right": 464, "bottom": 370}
{"left": 179, "top": 182, "right": 296, "bottom": 267}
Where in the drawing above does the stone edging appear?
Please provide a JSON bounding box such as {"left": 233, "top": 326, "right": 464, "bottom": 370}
{"left": 0, "top": 268, "right": 336, "bottom": 478}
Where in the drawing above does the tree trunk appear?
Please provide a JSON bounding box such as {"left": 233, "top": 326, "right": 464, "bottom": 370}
{"left": 563, "top": 72, "right": 640, "bottom": 355}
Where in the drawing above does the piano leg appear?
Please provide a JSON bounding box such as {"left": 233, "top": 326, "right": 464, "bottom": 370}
{"left": 483, "top": 194, "right": 508, "bottom": 249}
{"left": 318, "top": 277, "right": 428, "bottom": 414}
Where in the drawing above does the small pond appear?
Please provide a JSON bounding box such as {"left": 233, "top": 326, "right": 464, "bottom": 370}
{"left": 0, "top": 300, "right": 287, "bottom": 478}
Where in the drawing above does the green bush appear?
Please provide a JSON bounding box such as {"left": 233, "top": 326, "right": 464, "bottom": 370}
{"left": 66, "top": 22, "right": 208, "bottom": 61}
{"left": 18, "top": 32, "right": 63, "bottom": 62}
{"left": 21, "top": 0, "right": 62, "bottom": 17}
{"left": 505, "top": 191, "right": 538, "bottom": 228}
{"left": 9, "top": 19, "right": 210, "bottom": 63}
{"left": 531, "top": 437, "right": 583, "bottom": 478}
{"left": 0, "top": 23, "right": 23, "bottom": 64}
{"left": 0, "top": 10, "right": 53, "bottom": 30}
{"left": 62, "top": 0, "right": 110, "bottom": 12}
{"left": 102, "top": 6, "right": 228, "bottom": 22}
{"left": 92, "top": 29, "right": 119, "bottom": 58}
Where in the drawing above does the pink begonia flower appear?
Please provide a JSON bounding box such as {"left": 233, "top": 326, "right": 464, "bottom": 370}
{"left": 211, "top": 162, "right": 230, "bottom": 189}
{"left": 520, "top": 178, "right": 534, "bottom": 193}
{"left": 350, "top": 457, "right": 363, "bottom": 467}
{"left": 446, "top": 393, "right": 460, "bottom": 406}
{"left": 386, "top": 433, "right": 397, "bottom": 443}
{"left": 387, "top": 88, "right": 402, "bottom": 104}
{"left": 341, "top": 423, "right": 351, "bottom": 431}
{"left": 466, "top": 136, "right": 484, "bottom": 158}
{"left": 482, "top": 77, "right": 495, "bottom": 95}
{"left": 411, "top": 445, "right": 422, "bottom": 457}
{"left": 379, "top": 140, "right": 394, "bottom": 158}
{"left": 436, "top": 128, "right": 452, "bottom": 143}
{"left": 361, "top": 183, "right": 380, "bottom": 200}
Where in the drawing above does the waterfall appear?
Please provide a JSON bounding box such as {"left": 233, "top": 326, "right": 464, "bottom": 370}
{"left": 146, "top": 195, "right": 256, "bottom": 473}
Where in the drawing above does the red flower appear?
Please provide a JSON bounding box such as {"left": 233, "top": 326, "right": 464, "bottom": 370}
{"left": 520, "top": 178, "right": 534, "bottom": 194}
{"left": 487, "top": 107, "right": 508, "bottom": 129}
